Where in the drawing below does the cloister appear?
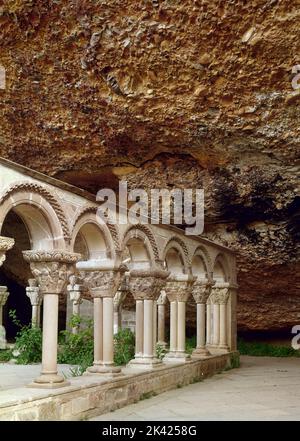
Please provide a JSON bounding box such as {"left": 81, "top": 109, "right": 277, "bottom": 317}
{"left": 0, "top": 156, "right": 238, "bottom": 420}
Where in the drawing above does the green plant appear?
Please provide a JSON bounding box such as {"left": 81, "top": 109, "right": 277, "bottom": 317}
{"left": 114, "top": 328, "right": 135, "bottom": 366}
{"left": 186, "top": 336, "right": 196, "bottom": 355}
{"left": 238, "top": 338, "right": 300, "bottom": 358}
{"left": 0, "top": 349, "right": 12, "bottom": 362}
{"left": 140, "top": 391, "right": 157, "bottom": 400}
{"left": 156, "top": 343, "right": 167, "bottom": 360}
{"left": 58, "top": 315, "right": 94, "bottom": 373}
{"left": 8, "top": 309, "right": 42, "bottom": 364}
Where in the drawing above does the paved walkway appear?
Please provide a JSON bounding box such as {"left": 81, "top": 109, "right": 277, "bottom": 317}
{"left": 91, "top": 356, "right": 300, "bottom": 421}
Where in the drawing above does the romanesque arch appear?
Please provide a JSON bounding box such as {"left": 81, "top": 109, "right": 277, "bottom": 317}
{"left": 213, "top": 253, "right": 230, "bottom": 283}
{"left": 163, "top": 236, "right": 190, "bottom": 274}
{"left": 121, "top": 224, "right": 159, "bottom": 268}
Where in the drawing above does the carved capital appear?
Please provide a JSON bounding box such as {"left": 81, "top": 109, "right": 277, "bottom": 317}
{"left": 26, "top": 279, "right": 42, "bottom": 306}
{"left": 211, "top": 283, "right": 230, "bottom": 305}
{"left": 128, "top": 269, "right": 170, "bottom": 301}
{"left": 164, "top": 275, "right": 196, "bottom": 303}
{"left": 192, "top": 279, "right": 214, "bottom": 304}
{"left": 80, "top": 264, "right": 127, "bottom": 298}
{"left": 67, "top": 276, "right": 84, "bottom": 305}
{"left": 0, "top": 236, "right": 15, "bottom": 267}
{"left": 23, "top": 250, "right": 81, "bottom": 295}
{"left": 0, "top": 286, "right": 9, "bottom": 306}
{"left": 157, "top": 290, "right": 168, "bottom": 305}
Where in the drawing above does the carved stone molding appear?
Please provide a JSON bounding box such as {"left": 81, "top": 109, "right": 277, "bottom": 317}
{"left": 1, "top": 182, "right": 70, "bottom": 240}
{"left": 164, "top": 276, "right": 196, "bottom": 303}
{"left": 0, "top": 236, "right": 15, "bottom": 267}
{"left": 192, "top": 279, "right": 215, "bottom": 304}
{"left": 128, "top": 269, "right": 170, "bottom": 300}
{"left": 67, "top": 275, "right": 84, "bottom": 305}
{"left": 23, "top": 250, "right": 81, "bottom": 295}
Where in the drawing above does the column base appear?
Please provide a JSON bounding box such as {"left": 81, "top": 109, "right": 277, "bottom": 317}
{"left": 191, "top": 347, "right": 211, "bottom": 358}
{"left": 85, "top": 363, "right": 123, "bottom": 377}
{"left": 127, "top": 356, "right": 163, "bottom": 370}
{"left": 163, "top": 351, "right": 191, "bottom": 363}
{"left": 28, "top": 373, "right": 70, "bottom": 389}
{"left": 206, "top": 344, "right": 230, "bottom": 354}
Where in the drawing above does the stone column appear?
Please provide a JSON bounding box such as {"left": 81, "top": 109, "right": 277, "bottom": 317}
{"left": 113, "top": 290, "right": 127, "bottom": 334}
{"left": 157, "top": 290, "right": 167, "bottom": 348}
{"left": 80, "top": 265, "right": 126, "bottom": 375}
{"left": 206, "top": 300, "right": 212, "bottom": 345}
{"left": 163, "top": 275, "right": 196, "bottom": 363}
{"left": 26, "top": 279, "right": 42, "bottom": 328}
{"left": 127, "top": 268, "right": 169, "bottom": 369}
{"left": 0, "top": 236, "right": 14, "bottom": 349}
{"left": 191, "top": 279, "right": 214, "bottom": 358}
{"left": 0, "top": 287, "right": 9, "bottom": 349}
{"left": 152, "top": 299, "right": 157, "bottom": 354}
{"left": 23, "top": 250, "right": 80, "bottom": 388}
{"left": 214, "top": 283, "right": 230, "bottom": 351}
{"left": 67, "top": 275, "right": 83, "bottom": 334}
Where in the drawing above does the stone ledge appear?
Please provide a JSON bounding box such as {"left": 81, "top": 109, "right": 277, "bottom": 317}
{"left": 0, "top": 352, "right": 239, "bottom": 421}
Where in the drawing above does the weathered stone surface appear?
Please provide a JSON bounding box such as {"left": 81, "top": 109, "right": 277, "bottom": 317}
{"left": 0, "top": 1, "right": 299, "bottom": 331}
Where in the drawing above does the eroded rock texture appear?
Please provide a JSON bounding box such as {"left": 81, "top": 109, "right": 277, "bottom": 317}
{"left": 0, "top": 0, "right": 299, "bottom": 331}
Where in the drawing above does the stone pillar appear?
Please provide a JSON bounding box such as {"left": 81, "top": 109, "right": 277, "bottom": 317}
{"left": 80, "top": 265, "right": 126, "bottom": 376}
{"left": 163, "top": 275, "right": 196, "bottom": 363}
{"left": 26, "top": 279, "right": 42, "bottom": 328}
{"left": 113, "top": 290, "right": 127, "bottom": 334}
{"left": 127, "top": 268, "right": 169, "bottom": 369}
{"left": 23, "top": 250, "right": 80, "bottom": 388}
{"left": 157, "top": 291, "right": 167, "bottom": 348}
{"left": 0, "top": 286, "right": 9, "bottom": 349}
{"left": 215, "top": 283, "right": 230, "bottom": 351}
{"left": 206, "top": 300, "right": 212, "bottom": 345}
{"left": 67, "top": 275, "right": 83, "bottom": 334}
{"left": 152, "top": 299, "right": 157, "bottom": 354}
{"left": 191, "top": 279, "right": 214, "bottom": 358}
{"left": 209, "top": 283, "right": 230, "bottom": 353}
{"left": 0, "top": 236, "right": 14, "bottom": 349}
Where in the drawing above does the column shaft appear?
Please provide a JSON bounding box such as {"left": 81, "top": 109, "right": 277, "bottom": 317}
{"left": 102, "top": 297, "right": 114, "bottom": 365}
{"left": 41, "top": 294, "right": 59, "bottom": 376}
{"left": 196, "top": 303, "right": 206, "bottom": 348}
{"left": 157, "top": 304, "right": 165, "bottom": 344}
{"left": 152, "top": 300, "right": 157, "bottom": 354}
{"left": 219, "top": 303, "right": 228, "bottom": 348}
{"left": 143, "top": 299, "right": 154, "bottom": 358}
{"left": 93, "top": 297, "right": 103, "bottom": 365}
{"left": 32, "top": 305, "right": 38, "bottom": 328}
{"left": 169, "top": 301, "right": 177, "bottom": 353}
{"left": 135, "top": 300, "right": 144, "bottom": 357}
{"left": 206, "top": 303, "right": 211, "bottom": 345}
{"left": 177, "top": 301, "right": 186, "bottom": 353}
{"left": 213, "top": 303, "right": 220, "bottom": 346}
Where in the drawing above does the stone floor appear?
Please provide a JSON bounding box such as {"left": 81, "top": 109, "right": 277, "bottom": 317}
{"left": 90, "top": 356, "right": 300, "bottom": 421}
{"left": 0, "top": 363, "right": 73, "bottom": 391}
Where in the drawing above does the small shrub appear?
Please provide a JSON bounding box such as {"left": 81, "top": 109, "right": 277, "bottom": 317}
{"left": 156, "top": 343, "right": 167, "bottom": 360}
{"left": 0, "top": 349, "right": 12, "bottom": 362}
{"left": 186, "top": 336, "right": 196, "bottom": 355}
{"left": 58, "top": 315, "right": 94, "bottom": 373}
{"left": 114, "top": 328, "right": 135, "bottom": 366}
{"left": 8, "top": 309, "right": 42, "bottom": 364}
{"left": 238, "top": 338, "right": 300, "bottom": 358}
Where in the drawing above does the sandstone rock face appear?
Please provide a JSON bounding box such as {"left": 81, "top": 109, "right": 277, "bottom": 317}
{"left": 0, "top": 1, "right": 299, "bottom": 331}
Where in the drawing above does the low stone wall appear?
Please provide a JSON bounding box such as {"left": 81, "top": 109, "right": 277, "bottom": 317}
{"left": 0, "top": 352, "right": 239, "bottom": 421}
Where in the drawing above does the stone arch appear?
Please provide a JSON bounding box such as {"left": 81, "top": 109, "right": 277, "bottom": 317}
{"left": 71, "top": 206, "right": 119, "bottom": 261}
{"left": 163, "top": 236, "right": 190, "bottom": 274}
{"left": 213, "top": 252, "right": 230, "bottom": 283}
{"left": 121, "top": 224, "right": 159, "bottom": 268}
{"left": 0, "top": 182, "right": 67, "bottom": 250}
{"left": 191, "top": 246, "right": 212, "bottom": 279}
